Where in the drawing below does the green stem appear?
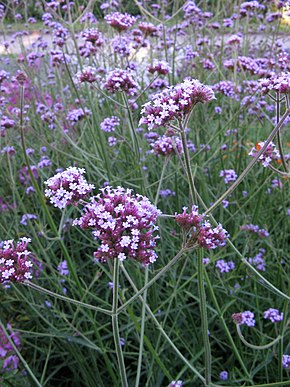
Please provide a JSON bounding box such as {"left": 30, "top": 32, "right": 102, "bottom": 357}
{"left": 120, "top": 265, "right": 206, "bottom": 384}
{"left": 276, "top": 93, "right": 288, "bottom": 172}
{"left": 112, "top": 258, "right": 128, "bottom": 387}
{"left": 155, "top": 156, "right": 170, "bottom": 205}
{"left": 236, "top": 324, "right": 281, "bottom": 350}
{"left": 24, "top": 281, "right": 112, "bottom": 315}
{"left": 198, "top": 249, "right": 211, "bottom": 385}
{"left": 203, "top": 271, "right": 252, "bottom": 381}
{"left": 135, "top": 267, "right": 148, "bottom": 387}
{"left": 117, "top": 249, "right": 184, "bottom": 314}
{"left": 180, "top": 127, "right": 198, "bottom": 204}
{"left": 19, "top": 85, "right": 83, "bottom": 294}
{"left": 205, "top": 107, "right": 290, "bottom": 215}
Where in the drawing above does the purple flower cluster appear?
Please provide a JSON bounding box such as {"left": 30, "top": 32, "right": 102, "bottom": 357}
{"left": 219, "top": 169, "right": 238, "bottom": 184}
{"left": 104, "top": 69, "right": 139, "bottom": 96}
{"left": 213, "top": 81, "right": 241, "bottom": 99}
{"left": 219, "top": 371, "right": 229, "bottom": 381}
{"left": 104, "top": 12, "right": 136, "bottom": 31}
{"left": 148, "top": 60, "right": 171, "bottom": 75}
{"left": 260, "top": 73, "right": 290, "bottom": 94}
{"left": 168, "top": 381, "right": 183, "bottom": 387}
{"left": 44, "top": 167, "right": 95, "bottom": 209}
{"left": 249, "top": 141, "right": 281, "bottom": 167}
{"left": 240, "top": 223, "right": 269, "bottom": 238}
{"left": 282, "top": 354, "right": 290, "bottom": 369}
{"left": 75, "top": 66, "right": 98, "bottom": 84}
{"left": 138, "top": 22, "right": 158, "bottom": 37}
{"left": 100, "top": 116, "right": 120, "bottom": 132}
{"left": 20, "top": 213, "right": 38, "bottom": 226}
{"left": 0, "top": 238, "right": 33, "bottom": 283}
{"left": 232, "top": 311, "right": 256, "bottom": 326}
{"left": 263, "top": 308, "right": 283, "bottom": 323}
{"left": 139, "top": 78, "right": 215, "bottom": 131}
{"left": 175, "top": 206, "right": 228, "bottom": 250}
{"left": 151, "top": 135, "right": 183, "bottom": 156}
{"left": 66, "top": 108, "right": 92, "bottom": 125}
{"left": 0, "top": 323, "right": 21, "bottom": 371}
{"left": 216, "top": 259, "right": 235, "bottom": 273}
{"left": 73, "top": 186, "right": 161, "bottom": 265}
{"left": 247, "top": 248, "right": 266, "bottom": 271}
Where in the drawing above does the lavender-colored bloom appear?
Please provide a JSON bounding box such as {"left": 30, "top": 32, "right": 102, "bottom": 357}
{"left": 233, "top": 311, "right": 255, "bottom": 327}
{"left": 108, "top": 136, "right": 118, "bottom": 147}
{"left": 213, "top": 81, "right": 241, "bottom": 99}
{"left": 263, "top": 308, "right": 283, "bottom": 323}
{"left": 0, "top": 238, "right": 33, "bottom": 283}
{"left": 216, "top": 259, "right": 235, "bottom": 273}
{"left": 75, "top": 66, "right": 98, "bottom": 83}
{"left": 138, "top": 22, "right": 158, "bottom": 37}
{"left": 105, "top": 12, "right": 136, "bottom": 31}
{"left": 57, "top": 260, "right": 69, "bottom": 276}
{"left": 249, "top": 141, "right": 280, "bottom": 167}
{"left": 100, "top": 116, "right": 120, "bottom": 133}
{"left": 168, "top": 381, "right": 183, "bottom": 387}
{"left": 73, "top": 186, "right": 161, "bottom": 265}
{"left": 139, "top": 78, "right": 215, "bottom": 131}
{"left": 111, "top": 36, "right": 131, "bottom": 57}
{"left": 0, "top": 324, "right": 21, "bottom": 371}
{"left": 219, "top": 371, "right": 228, "bottom": 380}
{"left": 260, "top": 73, "right": 290, "bottom": 94}
{"left": 20, "top": 213, "right": 37, "bottom": 226}
{"left": 151, "top": 135, "right": 183, "bottom": 156}
{"left": 45, "top": 167, "right": 95, "bottom": 209}
{"left": 66, "top": 108, "right": 92, "bottom": 125}
{"left": 104, "top": 69, "right": 139, "bottom": 96}
{"left": 282, "top": 354, "right": 290, "bottom": 369}
{"left": 219, "top": 169, "right": 237, "bottom": 184}
{"left": 203, "top": 257, "right": 210, "bottom": 265}
{"left": 159, "top": 189, "right": 176, "bottom": 198}
{"left": 240, "top": 223, "right": 269, "bottom": 238}
{"left": 248, "top": 248, "right": 266, "bottom": 271}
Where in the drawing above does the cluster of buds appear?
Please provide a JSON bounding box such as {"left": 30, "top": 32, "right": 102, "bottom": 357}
{"left": 151, "top": 135, "right": 183, "bottom": 156}
{"left": 175, "top": 206, "right": 228, "bottom": 250}
{"left": 0, "top": 238, "right": 33, "bottom": 283}
{"left": 139, "top": 78, "right": 215, "bottom": 131}
{"left": 44, "top": 167, "right": 95, "bottom": 209}
{"left": 147, "top": 60, "right": 171, "bottom": 75}
{"left": 73, "top": 186, "right": 161, "bottom": 265}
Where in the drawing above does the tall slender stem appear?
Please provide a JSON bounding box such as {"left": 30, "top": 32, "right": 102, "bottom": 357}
{"left": 197, "top": 249, "right": 211, "bottom": 385}
{"left": 112, "top": 258, "right": 128, "bottom": 387}
{"left": 275, "top": 93, "right": 288, "bottom": 172}
{"left": 180, "top": 126, "right": 198, "bottom": 204}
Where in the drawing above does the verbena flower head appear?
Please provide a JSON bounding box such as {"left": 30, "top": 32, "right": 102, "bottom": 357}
{"left": 100, "top": 116, "right": 120, "bottom": 132}
{"left": 104, "top": 12, "right": 136, "bottom": 31}
{"left": 45, "top": 167, "right": 94, "bottom": 209}
{"left": 216, "top": 259, "right": 235, "bottom": 273}
{"left": 151, "top": 135, "right": 183, "bottom": 156}
{"left": 139, "top": 79, "right": 215, "bottom": 131}
{"left": 148, "top": 60, "right": 171, "bottom": 75}
{"left": 73, "top": 186, "right": 161, "bottom": 265}
{"left": 219, "top": 169, "right": 238, "bottom": 184}
{"left": 175, "top": 206, "right": 228, "bottom": 250}
{"left": 168, "top": 381, "right": 183, "bottom": 387}
{"left": 247, "top": 248, "right": 266, "bottom": 271}
{"left": 263, "top": 308, "right": 284, "bottom": 323}
{"left": 282, "top": 354, "right": 290, "bottom": 369}
{"left": 0, "top": 238, "right": 33, "bottom": 283}
{"left": 232, "top": 311, "right": 255, "bottom": 326}
{"left": 104, "top": 69, "right": 139, "bottom": 95}
{"left": 219, "top": 371, "right": 228, "bottom": 381}
{"left": 240, "top": 223, "right": 269, "bottom": 238}
{"left": 249, "top": 141, "right": 281, "bottom": 167}
{"left": 260, "top": 73, "right": 290, "bottom": 94}
{"left": 0, "top": 323, "right": 21, "bottom": 371}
